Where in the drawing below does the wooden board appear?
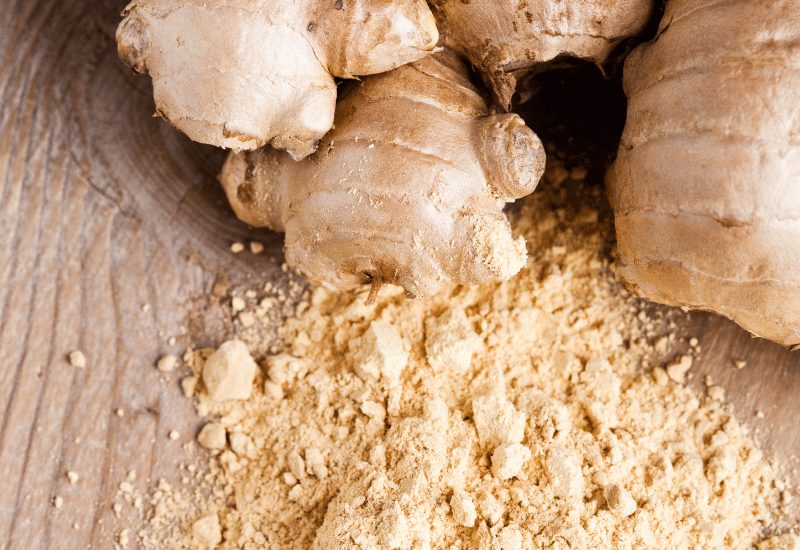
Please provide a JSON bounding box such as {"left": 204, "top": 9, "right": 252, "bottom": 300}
{"left": 1, "top": 0, "right": 797, "bottom": 547}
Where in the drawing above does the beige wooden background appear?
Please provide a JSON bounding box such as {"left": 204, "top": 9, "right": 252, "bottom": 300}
{"left": 1, "top": 0, "right": 797, "bottom": 548}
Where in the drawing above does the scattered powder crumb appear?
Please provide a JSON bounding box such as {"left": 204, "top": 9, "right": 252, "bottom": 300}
{"left": 250, "top": 242, "right": 264, "bottom": 254}
{"left": 231, "top": 297, "right": 246, "bottom": 313}
{"left": 202, "top": 340, "right": 257, "bottom": 401}
{"left": 708, "top": 385, "right": 725, "bottom": 401}
{"left": 182, "top": 376, "right": 198, "bottom": 398}
{"left": 569, "top": 166, "right": 588, "bottom": 180}
{"left": 230, "top": 242, "right": 245, "bottom": 253}
{"left": 169, "top": 430, "right": 180, "bottom": 441}
{"left": 192, "top": 512, "right": 222, "bottom": 546}
{"left": 734, "top": 359, "right": 747, "bottom": 370}
{"left": 157, "top": 355, "right": 179, "bottom": 373}
{"left": 651, "top": 367, "right": 669, "bottom": 386}
{"left": 67, "top": 471, "right": 79, "bottom": 484}
{"left": 53, "top": 496, "right": 63, "bottom": 508}
{"left": 116, "top": 408, "right": 125, "bottom": 417}
{"left": 197, "top": 423, "right": 227, "bottom": 451}
{"left": 654, "top": 336, "right": 669, "bottom": 356}
{"left": 666, "top": 354, "right": 693, "bottom": 383}
{"left": 136, "top": 174, "right": 791, "bottom": 550}
{"left": 238, "top": 312, "right": 256, "bottom": 328}
{"left": 68, "top": 350, "right": 86, "bottom": 368}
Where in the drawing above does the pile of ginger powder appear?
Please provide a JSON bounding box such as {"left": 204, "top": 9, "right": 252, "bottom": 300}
{"left": 135, "top": 165, "right": 797, "bottom": 550}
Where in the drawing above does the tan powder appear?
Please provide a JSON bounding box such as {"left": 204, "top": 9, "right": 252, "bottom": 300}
{"left": 138, "top": 161, "right": 794, "bottom": 550}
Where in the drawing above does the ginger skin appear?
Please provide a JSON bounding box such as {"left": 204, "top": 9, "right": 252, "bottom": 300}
{"left": 608, "top": 0, "right": 800, "bottom": 349}
{"left": 220, "top": 50, "right": 546, "bottom": 299}
{"left": 427, "top": 0, "right": 654, "bottom": 108}
{"left": 116, "top": 0, "right": 438, "bottom": 159}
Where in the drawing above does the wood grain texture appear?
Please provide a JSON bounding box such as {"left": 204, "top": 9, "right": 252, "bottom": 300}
{"left": 0, "top": 1, "right": 288, "bottom": 548}
{"left": 0, "top": 0, "right": 797, "bottom": 548}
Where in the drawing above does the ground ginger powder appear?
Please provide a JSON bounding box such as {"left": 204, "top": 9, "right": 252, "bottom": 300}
{"left": 136, "top": 171, "right": 795, "bottom": 550}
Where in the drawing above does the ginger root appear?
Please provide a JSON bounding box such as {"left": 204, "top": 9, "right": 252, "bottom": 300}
{"left": 116, "top": 0, "right": 438, "bottom": 158}
{"left": 220, "top": 50, "right": 545, "bottom": 299}
{"left": 428, "top": 0, "right": 654, "bottom": 108}
{"left": 608, "top": 0, "right": 800, "bottom": 349}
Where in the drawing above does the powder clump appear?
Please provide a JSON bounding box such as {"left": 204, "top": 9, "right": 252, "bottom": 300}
{"left": 491, "top": 443, "right": 531, "bottom": 480}
{"left": 202, "top": 340, "right": 257, "bottom": 401}
{"left": 197, "top": 423, "right": 227, "bottom": 451}
{"left": 192, "top": 512, "right": 222, "bottom": 547}
{"left": 351, "top": 320, "right": 408, "bottom": 386}
{"left": 425, "top": 308, "right": 482, "bottom": 373}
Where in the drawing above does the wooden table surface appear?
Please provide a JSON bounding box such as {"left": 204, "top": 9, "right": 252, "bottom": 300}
{"left": 1, "top": 1, "right": 798, "bottom": 548}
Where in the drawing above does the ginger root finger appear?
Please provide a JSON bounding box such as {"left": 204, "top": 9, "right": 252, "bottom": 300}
{"left": 220, "top": 50, "right": 545, "bottom": 298}
{"left": 608, "top": 0, "right": 800, "bottom": 349}
{"left": 116, "top": 0, "right": 438, "bottom": 158}
{"left": 427, "top": 0, "right": 654, "bottom": 109}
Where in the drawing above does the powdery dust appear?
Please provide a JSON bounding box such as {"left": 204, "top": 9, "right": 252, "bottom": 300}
{"left": 131, "top": 163, "right": 796, "bottom": 550}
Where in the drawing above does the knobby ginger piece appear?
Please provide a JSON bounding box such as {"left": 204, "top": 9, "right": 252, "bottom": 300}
{"left": 202, "top": 340, "right": 257, "bottom": 401}
{"left": 608, "top": 0, "right": 800, "bottom": 349}
{"left": 220, "top": 49, "right": 545, "bottom": 299}
{"left": 116, "top": 0, "right": 438, "bottom": 158}
{"left": 428, "top": 0, "right": 654, "bottom": 107}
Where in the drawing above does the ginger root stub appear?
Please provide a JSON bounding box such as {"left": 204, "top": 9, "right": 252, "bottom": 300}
{"left": 116, "top": 0, "right": 438, "bottom": 158}
{"left": 608, "top": 0, "right": 800, "bottom": 349}
{"left": 220, "top": 50, "right": 546, "bottom": 299}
